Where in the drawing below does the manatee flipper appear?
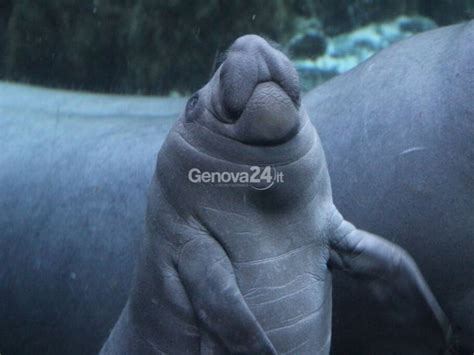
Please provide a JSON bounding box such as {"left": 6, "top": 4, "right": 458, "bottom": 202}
{"left": 328, "top": 211, "right": 452, "bottom": 349}
{"left": 178, "top": 235, "right": 276, "bottom": 355}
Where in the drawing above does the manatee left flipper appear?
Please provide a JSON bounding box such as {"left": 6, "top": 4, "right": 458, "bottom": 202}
{"left": 178, "top": 235, "right": 277, "bottom": 355}
{"left": 328, "top": 210, "right": 452, "bottom": 350}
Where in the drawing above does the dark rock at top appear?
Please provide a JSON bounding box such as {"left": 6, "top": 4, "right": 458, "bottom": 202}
{"left": 300, "top": 0, "right": 420, "bottom": 36}
{"left": 420, "top": 0, "right": 474, "bottom": 26}
{"left": 288, "top": 30, "right": 327, "bottom": 59}
{"left": 1, "top": 0, "right": 297, "bottom": 95}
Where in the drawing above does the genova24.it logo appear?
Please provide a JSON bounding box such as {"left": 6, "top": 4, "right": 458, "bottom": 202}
{"left": 188, "top": 166, "right": 284, "bottom": 190}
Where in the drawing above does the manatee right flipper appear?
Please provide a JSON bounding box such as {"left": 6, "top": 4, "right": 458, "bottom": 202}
{"left": 328, "top": 210, "right": 453, "bottom": 352}
{"left": 178, "top": 235, "right": 276, "bottom": 355}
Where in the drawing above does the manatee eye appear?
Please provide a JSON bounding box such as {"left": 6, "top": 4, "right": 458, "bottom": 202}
{"left": 186, "top": 93, "right": 199, "bottom": 112}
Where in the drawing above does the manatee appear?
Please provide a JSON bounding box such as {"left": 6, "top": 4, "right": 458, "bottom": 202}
{"left": 98, "top": 35, "right": 450, "bottom": 354}
{"left": 0, "top": 83, "right": 180, "bottom": 354}
{"left": 304, "top": 20, "right": 474, "bottom": 353}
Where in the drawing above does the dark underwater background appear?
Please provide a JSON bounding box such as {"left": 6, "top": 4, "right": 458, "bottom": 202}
{"left": 0, "top": 0, "right": 473, "bottom": 95}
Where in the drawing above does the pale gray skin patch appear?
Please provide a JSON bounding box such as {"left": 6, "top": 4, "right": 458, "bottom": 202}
{"left": 304, "top": 21, "right": 473, "bottom": 354}
{"left": 100, "top": 35, "right": 451, "bottom": 354}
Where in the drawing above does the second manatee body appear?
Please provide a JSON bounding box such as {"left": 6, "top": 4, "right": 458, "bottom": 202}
{"left": 305, "top": 20, "right": 473, "bottom": 354}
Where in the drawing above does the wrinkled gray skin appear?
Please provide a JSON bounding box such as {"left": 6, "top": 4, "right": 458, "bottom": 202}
{"left": 0, "top": 24, "right": 471, "bottom": 355}
{"left": 99, "top": 35, "right": 450, "bottom": 354}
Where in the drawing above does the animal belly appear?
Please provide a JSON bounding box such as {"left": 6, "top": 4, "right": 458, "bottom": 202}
{"left": 233, "top": 244, "right": 332, "bottom": 354}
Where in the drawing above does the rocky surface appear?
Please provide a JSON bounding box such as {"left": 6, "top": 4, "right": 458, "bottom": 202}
{"left": 292, "top": 16, "right": 438, "bottom": 91}
{"left": 0, "top": 1, "right": 471, "bottom": 95}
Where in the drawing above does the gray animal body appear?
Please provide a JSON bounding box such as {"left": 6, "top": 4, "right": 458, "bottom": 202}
{"left": 99, "top": 35, "right": 448, "bottom": 354}
{"left": 0, "top": 84, "right": 179, "bottom": 354}
{"left": 304, "top": 20, "right": 474, "bottom": 354}
{"left": 0, "top": 23, "right": 471, "bottom": 355}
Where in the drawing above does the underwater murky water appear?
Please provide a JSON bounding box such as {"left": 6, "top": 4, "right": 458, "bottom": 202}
{"left": 0, "top": 2, "right": 473, "bottom": 355}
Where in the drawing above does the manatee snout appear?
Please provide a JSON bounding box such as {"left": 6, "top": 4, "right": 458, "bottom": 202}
{"left": 211, "top": 35, "right": 302, "bottom": 145}
{"left": 220, "top": 35, "right": 300, "bottom": 116}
